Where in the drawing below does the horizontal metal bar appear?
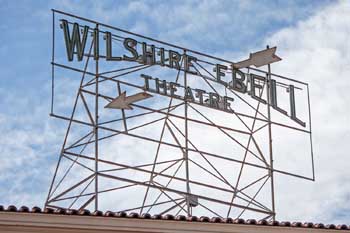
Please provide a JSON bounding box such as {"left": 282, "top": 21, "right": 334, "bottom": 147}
{"left": 249, "top": 67, "right": 308, "bottom": 86}
{"left": 99, "top": 158, "right": 182, "bottom": 173}
{"left": 50, "top": 113, "right": 314, "bottom": 181}
{"left": 80, "top": 88, "right": 252, "bottom": 135}
{"left": 64, "top": 151, "right": 238, "bottom": 196}
{"left": 53, "top": 183, "right": 139, "bottom": 202}
{"left": 49, "top": 174, "right": 95, "bottom": 202}
{"left": 98, "top": 103, "right": 183, "bottom": 126}
{"left": 98, "top": 172, "right": 273, "bottom": 215}
{"left": 64, "top": 150, "right": 269, "bottom": 211}
{"left": 53, "top": 62, "right": 311, "bottom": 134}
{"left": 120, "top": 197, "right": 184, "bottom": 213}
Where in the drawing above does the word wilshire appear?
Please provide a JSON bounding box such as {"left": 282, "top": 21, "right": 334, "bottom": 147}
{"left": 60, "top": 20, "right": 305, "bottom": 127}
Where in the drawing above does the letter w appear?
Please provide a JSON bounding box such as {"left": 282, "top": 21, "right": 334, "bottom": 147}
{"left": 61, "top": 20, "right": 89, "bottom": 61}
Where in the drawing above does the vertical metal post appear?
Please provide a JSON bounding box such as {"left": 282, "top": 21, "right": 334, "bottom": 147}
{"left": 51, "top": 10, "right": 55, "bottom": 115}
{"left": 94, "top": 23, "right": 99, "bottom": 211}
{"left": 184, "top": 50, "right": 191, "bottom": 216}
{"left": 266, "top": 45, "right": 276, "bottom": 220}
{"left": 307, "top": 84, "right": 315, "bottom": 181}
{"left": 45, "top": 10, "right": 56, "bottom": 208}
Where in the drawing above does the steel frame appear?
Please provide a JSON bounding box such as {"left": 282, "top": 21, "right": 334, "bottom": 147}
{"left": 45, "top": 9, "right": 314, "bottom": 221}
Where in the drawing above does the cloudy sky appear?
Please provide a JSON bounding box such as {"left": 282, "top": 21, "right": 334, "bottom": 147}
{"left": 1, "top": 0, "right": 350, "bottom": 224}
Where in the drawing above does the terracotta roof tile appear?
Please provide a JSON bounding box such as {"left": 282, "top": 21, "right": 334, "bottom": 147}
{"left": 78, "top": 209, "right": 90, "bottom": 215}
{"left": 151, "top": 214, "right": 162, "bottom": 220}
{"left": 257, "top": 219, "right": 268, "bottom": 225}
{"left": 66, "top": 209, "right": 78, "bottom": 215}
{"left": 18, "top": 206, "right": 29, "bottom": 212}
{"left": 200, "top": 216, "right": 210, "bottom": 222}
{"left": 7, "top": 205, "right": 17, "bottom": 212}
{"left": 224, "top": 217, "right": 234, "bottom": 223}
{"left": 269, "top": 220, "right": 280, "bottom": 226}
{"left": 246, "top": 219, "right": 257, "bottom": 225}
{"left": 116, "top": 211, "right": 127, "bottom": 217}
{"left": 327, "top": 224, "right": 337, "bottom": 229}
{"left": 187, "top": 215, "right": 198, "bottom": 221}
{"left": 211, "top": 217, "right": 223, "bottom": 223}
{"left": 92, "top": 210, "right": 103, "bottom": 216}
{"left": 280, "top": 221, "right": 291, "bottom": 227}
{"left": 44, "top": 207, "right": 54, "bottom": 214}
{"left": 141, "top": 213, "right": 151, "bottom": 219}
{"left": 0, "top": 205, "right": 349, "bottom": 230}
{"left": 164, "top": 214, "right": 175, "bottom": 220}
{"left": 314, "top": 223, "right": 325, "bottom": 229}
{"left": 54, "top": 208, "right": 65, "bottom": 215}
{"left": 234, "top": 218, "right": 245, "bottom": 224}
{"left": 338, "top": 225, "right": 349, "bottom": 230}
{"left": 292, "top": 222, "right": 303, "bottom": 227}
{"left": 306, "top": 222, "right": 316, "bottom": 228}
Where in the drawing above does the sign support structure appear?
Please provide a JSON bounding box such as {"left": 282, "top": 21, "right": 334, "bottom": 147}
{"left": 45, "top": 9, "right": 315, "bottom": 220}
{"left": 266, "top": 46, "right": 275, "bottom": 221}
{"left": 94, "top": 23, "right": 99, "bottom": 211}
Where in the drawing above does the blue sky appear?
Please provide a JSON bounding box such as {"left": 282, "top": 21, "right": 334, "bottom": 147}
{"left": 1, "top": 0, "right": 350, "bottom": 224}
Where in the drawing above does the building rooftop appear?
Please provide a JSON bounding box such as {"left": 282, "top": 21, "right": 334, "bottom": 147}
{"left": 0, "top": 205, "right": 349, "bottom": 232}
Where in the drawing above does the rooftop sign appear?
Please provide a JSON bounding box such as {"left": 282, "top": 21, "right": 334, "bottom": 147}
{"left": 61, "top": 19, "right": 304, "bottom": 126}
{"left": 46, "top": 9, "right": 314, "bottom": 221}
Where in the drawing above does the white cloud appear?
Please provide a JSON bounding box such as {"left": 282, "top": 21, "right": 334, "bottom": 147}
{"left": 1, "top": 0, "right": 350, "bottom": 225}
{"left": 264, "top": 0, "right": 350, "bottom": 223}
{"left": 0, "top": 89, "right": 65, "bottom": 207}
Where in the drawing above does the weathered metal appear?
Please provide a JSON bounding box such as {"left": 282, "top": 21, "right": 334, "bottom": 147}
{"left": 46, "top": 9, "right": 314, "bottom": 221}
{"left": 105, "top": 91, "right": 153, "bottom": 110}
{"left": 233, "top": 47, "right": 282, "bottom": 69}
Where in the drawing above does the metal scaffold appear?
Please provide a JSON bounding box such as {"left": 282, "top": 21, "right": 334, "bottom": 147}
{"left": 45, "top": 9, "right": 315, "bottom": 221}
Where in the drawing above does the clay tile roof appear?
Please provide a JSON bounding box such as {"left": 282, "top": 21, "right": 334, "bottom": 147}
{"left": 187, "top": 215, "right": 198, "bottom": 221}
{"left": 233, "top": 218, "right": 245, "bottom": 224}
{"left": 7, "top": 205, "right": 17, "bottom": 212}
{"left": 258, "top": 219, "right": 268, "bottom": 225}
{"left": 116, "top": 211, "right": 127, "bottom": 217}
{"left": 269, "top": 220, "right": 280, "bottom": 226}
{"left": 339, "top": 225, "right": 349, "bottom": 230}
{"left": 292, "top": 222, "right": 303, "bottom": 227}
{"left": 151, "top": 214, "right": 162, "bottom": 220}
{"left": 141, "top": 213, "right": 151, "bottom": 219}
{"left": 246, "top": 219, "right": 257, "bottom": 225}
{"left": 327, "top": 224, "right": 337, "bottom": 229}
{"left": 31, "top": 206, "right": 41, "bottom": 213}
{"left": 44, "top": 207, "right": 54, "bottom": 214}
{"left": 224, "top": 217, "right": 234, "bottom": 223}
{"left": 175, "top": 215, "right": 186, "bottom": 221}
{"left": 78, "top": 209, "right": 90, "bottom": 215}
{"left": 0, "top": 205, "right": 349, "bottom": 230}
{"left": 200, "top": 216, "right": 210, "bottom": 222}
{"left": 211, "top": 217, "right": 223, "bottom": 223}
{"left": 92, "top": 210, "right": 103, "bottom": 216}
{"left": 128, "top": 212, "right": 140, "bottom": 218}
{"left": 314, "top": 223, "right": 325, "bottom": 229}
{"left": 18, "top": 206, "right": 30, "bottom": 212}
{"left": 54, "top": 208, "right": 65, "bottom": 215}
{"left": 280, "top": 221, "right": 291, "bottom": 227}
{"left": 164, "top": 214, "right": 175, "bottom": 220}
{"left": 104, "top": 210, "right": 115, "bottom": 217}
